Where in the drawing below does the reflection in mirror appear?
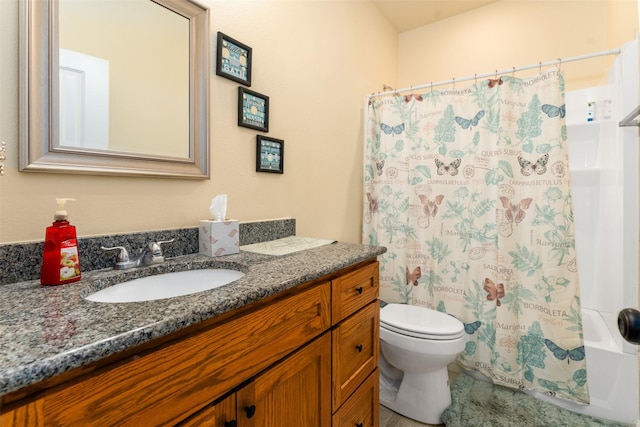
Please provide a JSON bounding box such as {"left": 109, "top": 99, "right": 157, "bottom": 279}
{"left": 59, "top": 0, "right": 189, "bottom": 158}
{"left": 19, "top": 0, "right": 210, "bottom": 178}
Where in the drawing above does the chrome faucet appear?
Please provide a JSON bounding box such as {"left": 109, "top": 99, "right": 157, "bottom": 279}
{"left": 101, "top": 239, "right": 175, "bottom": 270}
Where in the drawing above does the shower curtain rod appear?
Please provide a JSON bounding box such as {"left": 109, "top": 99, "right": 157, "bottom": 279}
{"left": 369, "top": 48, "right": 621, "bottom": 99}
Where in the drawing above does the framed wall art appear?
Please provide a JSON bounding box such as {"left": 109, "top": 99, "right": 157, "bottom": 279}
{"left": 256, "top": 135, "right": 284, "bottom": 174}
{"left": 239, "top": 87, "right": 269, "bottom": 132}
{"left": 216, "top": 32, "right": 252, "bottom": 86}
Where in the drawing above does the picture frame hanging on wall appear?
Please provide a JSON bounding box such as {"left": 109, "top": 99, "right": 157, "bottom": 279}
{"left": 256, "top": 135, "right": 284, "bottom": 174}
{"left": 238, "top": 87, "right": 269, "bottom": 132}
{"left": 216, "top": 32, "right": 252, "bottom": 86}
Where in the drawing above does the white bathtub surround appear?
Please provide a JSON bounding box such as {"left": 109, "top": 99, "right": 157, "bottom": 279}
{"left": 525, "top": 37, "right": 639, "bottom": 425}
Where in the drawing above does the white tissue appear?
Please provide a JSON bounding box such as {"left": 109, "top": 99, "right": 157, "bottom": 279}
{"left": 209, "top": 194, "right": 227, "bottom": 221}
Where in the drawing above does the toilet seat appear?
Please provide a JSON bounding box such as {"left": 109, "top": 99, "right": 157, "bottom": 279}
{"left": 380, "top": 303, "right": 464, "bottom": 340}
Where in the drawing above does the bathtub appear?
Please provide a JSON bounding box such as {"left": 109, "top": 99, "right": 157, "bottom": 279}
{"left": 522, "top": 308, "right": 638, "bottom": 425}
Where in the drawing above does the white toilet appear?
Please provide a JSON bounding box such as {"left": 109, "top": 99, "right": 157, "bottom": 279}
{"left": 379, "top": 303, "right": 466, "bottom": 424}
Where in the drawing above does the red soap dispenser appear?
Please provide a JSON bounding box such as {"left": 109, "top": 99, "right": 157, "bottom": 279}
{"left": 40, "top": 198, "right": 82, "bottom": 286}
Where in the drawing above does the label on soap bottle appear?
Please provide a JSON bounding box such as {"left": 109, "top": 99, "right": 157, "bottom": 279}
{"left": 59, "top": 239, "right": 81, "bottom": 281}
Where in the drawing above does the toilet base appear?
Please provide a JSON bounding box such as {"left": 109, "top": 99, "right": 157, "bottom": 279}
{"left": 379, "top": 367, "right": 452, "bottom": 425}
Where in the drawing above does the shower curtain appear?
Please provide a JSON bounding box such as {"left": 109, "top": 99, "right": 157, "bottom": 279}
{"left": 364, "top": 70, "right": 589, "bottom": 403}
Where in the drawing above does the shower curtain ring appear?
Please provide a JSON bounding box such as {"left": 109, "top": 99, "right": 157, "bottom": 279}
{"left": 474, "top": 73, "right": 477, "bottom": 84}
{"left": 557, "top": 58, "right": 562, "bottom": 71}
{"left": 512, "top": 66, "right": 516, "bottom": 77}
{"left": 430, "top": 82, "right": 433, "bottom": 92}
{"left": 453, "top": 77, "right": 456, "bottom": 89}
{"left": 539, "top": 61, "right": 542, "bottom": 74}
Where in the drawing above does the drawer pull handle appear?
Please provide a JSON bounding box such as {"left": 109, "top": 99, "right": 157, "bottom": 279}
{"left": 355, "top": 286, "right": 363, "bottom": 294}
{"left": 356, "top": 423, "right": 364, "bottom": 427}
{"left": 224, "top": 421, "right": 237, "bottom": 427}
{"left": 356, "top": 344, "right": 363, "bottom": 352}
{"left": 244, "top": 405, "right": 256, "bottom": 418}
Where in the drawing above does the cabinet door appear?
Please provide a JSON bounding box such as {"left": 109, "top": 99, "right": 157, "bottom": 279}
{"left": 178, "top": 393, "right": 236, "bottom": 427}
{"left": 237, "top": 333, "right": 331, "bottom": 427}
{"left": 0, "top": 400, "right": 44, "bottom": 427}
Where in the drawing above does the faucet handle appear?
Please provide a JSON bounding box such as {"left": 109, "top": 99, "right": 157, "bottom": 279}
{"left": 156, "top": 238, "right": 175, "bottom": 249}
{"left": 101, "top": 246, "right": 135, "bottom": 270}
{"left": 101, "top": 246, "right": 129, "bottom": 262}
{"left": 146, "top": 238, "right": 175, "bottom": 263}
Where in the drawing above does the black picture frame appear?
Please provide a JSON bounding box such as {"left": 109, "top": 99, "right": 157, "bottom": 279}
{"left": 216, "top": 32, "right": 252, "bottom": 86}
{"left": 256, "top": 136, "right": 284, "bottom": 174}
{"left": 238, "top": 87, "right": 269, "bottom": 132}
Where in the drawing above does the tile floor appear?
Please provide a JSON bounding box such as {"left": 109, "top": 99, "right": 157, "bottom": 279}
{"left": 379, "top": 405, "right": 443, "bottom": 427}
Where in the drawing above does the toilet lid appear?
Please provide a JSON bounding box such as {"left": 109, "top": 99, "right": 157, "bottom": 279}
{"left": 380, "top": 303, "right": 464, "bottom": 340}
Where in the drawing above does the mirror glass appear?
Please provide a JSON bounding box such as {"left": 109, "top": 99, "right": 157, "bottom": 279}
{"left": 59, "top": 0, "right": 190, "bottom": 158}
{"left": 20, "top": 0, "right": 210, "bottom": 178}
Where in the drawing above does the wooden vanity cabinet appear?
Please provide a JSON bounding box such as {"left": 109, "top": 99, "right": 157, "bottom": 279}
{"left": 0, "top": 260, "right": 380, "bottom": 427}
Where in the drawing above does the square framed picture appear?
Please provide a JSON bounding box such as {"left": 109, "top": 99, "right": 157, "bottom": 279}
{"left": 216, "top": 32, "right": 252, "bottom": 86}
{"left": 238, "top": 87, "right": 269, "bottom": 132}
{"left": 256, "top": 135, "right": 284, "bottom": 174}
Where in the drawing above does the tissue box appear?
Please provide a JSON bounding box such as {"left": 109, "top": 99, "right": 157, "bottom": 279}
{"left": 199, "top": 220, "right": 239, "bottom": 257}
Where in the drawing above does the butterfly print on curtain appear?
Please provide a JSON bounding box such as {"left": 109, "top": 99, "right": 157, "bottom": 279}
{"left": 364, "top": 192, "right": 379, "bottom": 224}
{"left": 435, "top": 158, "right": 461, "bottom": 176}
{"left": 518, "top": 153, "right": 549, "bottom": 176}
{"left": 405, "top": 94, "right": 423, "bottom": 102}
{"left": 455, "top": 110, "right": 485, "bottom": 130}
{"left": 542, "top": 104, "right": 566, "bottom": 118}
{"left": 544, "top": 339, "right": 586, "bottom": 364}
{"left": 406, "top": 266, "right": 422, "bottom": 286}
{"left": 380, "top": 123, "right": 405, "bottom": 136}
{"left": 488, "top": 77, "right": 503, "bottom": 88}
{"left": 464, "top": 320, "right": 482, "bottom": 335}
{"left": 484, "top": 278, "right": 505, "bottom": 307}
{"left": 418, "top": 194, "right": 444, "bottom": 228}
{"left": 500, "top": 197, "right": 533, "bottom": 224}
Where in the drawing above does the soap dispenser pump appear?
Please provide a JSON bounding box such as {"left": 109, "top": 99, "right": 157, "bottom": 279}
{"left": 40, "top": 198, "right": 82, "bottom": 286}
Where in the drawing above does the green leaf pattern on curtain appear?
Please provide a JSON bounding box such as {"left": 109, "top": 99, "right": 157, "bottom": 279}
{"left": 364, "top": 70, "right": 588, "bottom": 403}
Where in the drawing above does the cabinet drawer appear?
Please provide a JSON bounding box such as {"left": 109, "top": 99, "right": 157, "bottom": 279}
{"left": 332, "top": 301, "right": 379, "bottom": 411}
{"left": 42, "top": 282, "right": 331, "bottom": 426}
{"left": 331, "top": 262, "right": 379, "bottom": 324}
{"left": 332, "top": 368, "right": 379, "bottom": 427}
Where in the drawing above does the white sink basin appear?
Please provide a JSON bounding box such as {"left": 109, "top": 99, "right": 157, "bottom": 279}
{"left": 85, "top": 269, "right": 245, "bottom": 303}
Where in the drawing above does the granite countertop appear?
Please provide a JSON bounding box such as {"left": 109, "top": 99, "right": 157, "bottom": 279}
{"left": 0, "top": 242, "right": 385, "bottom": 398}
